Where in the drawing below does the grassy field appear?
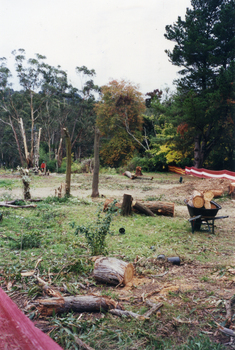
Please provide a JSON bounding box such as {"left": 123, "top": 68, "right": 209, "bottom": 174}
{"left": 0, "top": 171, "right": 233, "bottom": 349}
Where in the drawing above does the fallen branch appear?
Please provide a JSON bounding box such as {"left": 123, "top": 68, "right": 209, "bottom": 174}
{"left": 144, "top": 301, "right": 163, "bottom": 318}
{"left": 109, "top": 308, "right": 149, "bottom": 320}
{"left": 74, "top": 336, "right": 95, "bottom": 350}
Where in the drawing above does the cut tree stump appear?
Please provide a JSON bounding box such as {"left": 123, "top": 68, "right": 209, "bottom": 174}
{"left": 132, "top": 201, "right": 155, "bottom": 217}
{"left": 121, "top": 194, "right": 133, "bottom": 216}
{"left": 36, "top": 295, "right": 118, "bottom": 316}
{"left": 135, "top": 166, "right": 143, "bottom": 176}
{"left": 134, "top": 201, "right": 175, "bottom": 217}
{"left": 93, "top": 257, "right": 134, "bottom": 286}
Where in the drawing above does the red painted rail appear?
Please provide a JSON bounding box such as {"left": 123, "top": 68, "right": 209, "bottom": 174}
{"left": 0, "top": 287, "right": 63, "bottom": 350}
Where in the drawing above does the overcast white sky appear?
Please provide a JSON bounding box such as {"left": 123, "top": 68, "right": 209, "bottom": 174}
{"left": 1, "top": 0, "right": 192, "bottom": 95}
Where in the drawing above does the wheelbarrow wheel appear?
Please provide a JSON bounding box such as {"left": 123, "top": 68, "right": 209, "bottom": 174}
{"left": 191, "top": 219, "right": 202, "bottom": 232}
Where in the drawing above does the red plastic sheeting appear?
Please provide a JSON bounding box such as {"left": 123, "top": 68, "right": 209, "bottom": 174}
{"left": 0, "top": 287, "right": 63, "bottom": 350}
{"left": 185, "top": 166, "right": 235, "bottom": 181}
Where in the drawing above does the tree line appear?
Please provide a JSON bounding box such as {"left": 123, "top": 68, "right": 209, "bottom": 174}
{"left": 0, "top": 0, "right": 234, "bottom": 171}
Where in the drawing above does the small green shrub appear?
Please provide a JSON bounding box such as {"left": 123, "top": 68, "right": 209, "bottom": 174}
{"left": 9, "top": 230, "right": 42, "bottom": 250}
{"left": 73, "top": 200, "right": 117, "bottom": 255}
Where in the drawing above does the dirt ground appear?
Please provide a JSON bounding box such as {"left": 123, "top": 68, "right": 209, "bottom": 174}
{"left": 1, "top": 172, "right": 235, "bottom": 347}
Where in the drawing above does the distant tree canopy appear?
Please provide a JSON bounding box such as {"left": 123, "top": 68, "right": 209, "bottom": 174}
{"left": 95, "top": 80, "right": 146, "bottom": 167}
{"left": 163, "top": 0, "right": 235, "bottom": 169}
{"left": 0, "top": 50, "right": 99, "bottom": 169}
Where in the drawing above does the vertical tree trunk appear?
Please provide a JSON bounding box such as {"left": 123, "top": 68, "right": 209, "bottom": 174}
{"left": 9, "top": 117, "right": 24, "bottom": 167}
{"left": 19, "top": 118, "right": 33, "bottom": 167}
{"left": 91, "top": 128, "right": 100, "bottom": 198}
{"left": 193, "top": 135, "right": 205, "bottom": 168}
{"left": 57, "top": 138, "right": 63, "bottom": 168}
{"left": 63, "top": 128, "right": 71, "bottom": 196}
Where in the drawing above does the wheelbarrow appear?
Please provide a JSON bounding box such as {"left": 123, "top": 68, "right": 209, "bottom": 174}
{"left": 184, "top": 199, "right": 229, "bottom": 234}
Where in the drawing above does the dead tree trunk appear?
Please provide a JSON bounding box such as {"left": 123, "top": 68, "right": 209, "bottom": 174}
{"left": 121, "top": 194, "right": 133, "bottom": 216}
{"left": 93, "top": 257, "right": 134, "bottom": 286}
{"left": 91, "top": 128, "right": 100, "bottom": 198}
{"left": 63, "top": 128, "right": 71, "bottom": 196}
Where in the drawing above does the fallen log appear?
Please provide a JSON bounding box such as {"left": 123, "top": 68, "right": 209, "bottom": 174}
{"left": 123, "top": 171, "right": 137, "bottom": 179}
{"left": 132, "top": 176, "right": 153, "bottom": 180}
{"left": 135, "top": 201, "right": 175, "bottom": 217}
{"left": 35, "top": 295, "right": 118, "bottom": 316}
{"left": 132, "top": 201, "right": 155, "bottom": 217}
{"left": 121, "top": 194, "right": 133, "bottom": 216}
{"left": 93, "top": 257, "right": 134, "bottom": 286}
{"left": 0, "top": 202, "right": 37, "bottom": 208}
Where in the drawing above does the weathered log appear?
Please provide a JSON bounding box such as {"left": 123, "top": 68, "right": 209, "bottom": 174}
{"left": 135, "top": 201, "right": 175, "bottom": 217}
{"left": 0, "top": 202, "right": 36, "bottom": 209}
{"left": 132, "top": 176, "right": 153, "bottom": 180}
{"left": 123, "top": 171, "right": 136, "bottom": 179}
{"left": 121, "top": 194, "right": 133, "bottom": 216}
{"left": 189, "top": 190, "right": 204, "bottom": 208}
{"left": 132, "top": 201, "right": 155, "bottom": 217}
{"left": 35, "top": 295, "right": 118, "bottom": 316}
{"left": 93, "top": 257, "right": 134, "bottom": 286}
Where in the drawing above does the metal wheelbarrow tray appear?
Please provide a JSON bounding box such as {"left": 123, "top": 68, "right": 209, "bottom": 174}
{"left": 184, "top": 200, "right": 229, "bottom": 234}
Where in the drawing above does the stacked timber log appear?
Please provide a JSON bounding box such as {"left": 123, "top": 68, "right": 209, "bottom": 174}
{"left": 187, "top": 190, "right": 219, "bottom": 209}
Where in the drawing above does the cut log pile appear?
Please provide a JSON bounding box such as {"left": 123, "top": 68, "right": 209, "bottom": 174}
{"left": 103, "top": 195, "right": 175, "bottom": 217}
{"left": 187, "top": 190, "right": 218, "bottom": 209}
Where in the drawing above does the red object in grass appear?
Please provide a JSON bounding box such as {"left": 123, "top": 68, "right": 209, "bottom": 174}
{"left": 0, "top": 287, "right": 63, "bottom": 350}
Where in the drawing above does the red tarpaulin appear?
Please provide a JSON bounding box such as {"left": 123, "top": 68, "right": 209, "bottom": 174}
{"left": 0, "top": 287, "right": 63, "bottom": 350}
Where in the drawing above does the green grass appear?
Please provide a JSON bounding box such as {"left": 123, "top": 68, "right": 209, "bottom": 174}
{"left": 0, "top": 171, "right": 233, "bottom": 349}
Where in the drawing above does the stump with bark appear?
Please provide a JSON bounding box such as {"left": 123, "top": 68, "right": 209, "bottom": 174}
{"left": 93, "top": 257, "right": 134, "bottom": 286}
{"left": 121, "top": 194, "right": 133, "bottom": 216}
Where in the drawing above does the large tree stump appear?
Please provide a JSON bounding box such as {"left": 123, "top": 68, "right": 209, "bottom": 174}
{"left": 93, "top": 257, "right": 134, "bottom": 286}
{"left": 135, "top": 201, "right": 175, "bottom": 217}
{"left": 121, "top": 194, "right": 133, "bottom": 216}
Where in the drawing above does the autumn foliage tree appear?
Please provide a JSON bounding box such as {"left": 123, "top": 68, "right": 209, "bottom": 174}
{"left": 95, "top": 80, "right": 145, "bottom": 167}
